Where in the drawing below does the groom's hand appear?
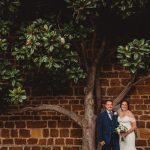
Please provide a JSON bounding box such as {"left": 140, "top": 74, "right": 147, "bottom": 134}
{"left": 100, "top": 141, "right": 105, "bottom": 146}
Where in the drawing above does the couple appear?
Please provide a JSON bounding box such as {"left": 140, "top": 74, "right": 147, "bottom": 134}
{"left": 97, "top": 100, "right": 137, "bottom": 150}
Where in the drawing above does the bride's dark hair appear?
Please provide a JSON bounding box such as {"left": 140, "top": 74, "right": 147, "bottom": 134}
{"left": 120, "top": 100, "right": 130, "bottom": 110}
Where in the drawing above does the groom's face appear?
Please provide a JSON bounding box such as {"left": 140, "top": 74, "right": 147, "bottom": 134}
{"left": 105, "top": 101, "right": 113, "bottom": 111}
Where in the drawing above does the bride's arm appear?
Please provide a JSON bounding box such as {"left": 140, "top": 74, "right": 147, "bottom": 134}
{"left": 127, "top": 121, "right": 137, "bottom": 134}
{"left": 126, "top": 111, "right": 137, "bottom": 134}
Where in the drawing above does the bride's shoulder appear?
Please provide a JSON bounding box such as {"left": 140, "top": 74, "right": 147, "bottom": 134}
{"left": 127, "top": 110, "right": 134, "bottom": 117}
{"left": 127, "top": 110, "right": 136, "bottom": 122}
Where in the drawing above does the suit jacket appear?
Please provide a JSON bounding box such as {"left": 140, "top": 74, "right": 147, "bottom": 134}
{"left": 97, "top": 110, "right": 119, "bottom": 145}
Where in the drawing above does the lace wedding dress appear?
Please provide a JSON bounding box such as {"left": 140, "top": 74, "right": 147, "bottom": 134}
{"left": 118, "top": 116, "right": 136, "bottom": 150}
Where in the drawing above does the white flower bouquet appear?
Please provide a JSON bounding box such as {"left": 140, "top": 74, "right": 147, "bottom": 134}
{"left": 115, "top": 123, "right": 128, "bottom": 141}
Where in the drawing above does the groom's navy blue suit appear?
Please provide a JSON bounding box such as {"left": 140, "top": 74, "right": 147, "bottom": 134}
{"left": 97, "top": 110, "right": 120, "bottom": 150}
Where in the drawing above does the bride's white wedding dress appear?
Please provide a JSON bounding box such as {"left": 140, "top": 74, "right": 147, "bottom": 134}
{"left": 118, "top": 116, "right": 136, "bottom": 150}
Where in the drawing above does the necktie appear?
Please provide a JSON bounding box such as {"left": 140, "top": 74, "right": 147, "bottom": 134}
{"left": 109, "top": 111, "right": 113, "bottom": 120}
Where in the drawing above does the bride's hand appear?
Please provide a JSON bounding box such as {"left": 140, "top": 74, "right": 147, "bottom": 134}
{"left": 120, "top": 132, "right": 128, "bottom": 137}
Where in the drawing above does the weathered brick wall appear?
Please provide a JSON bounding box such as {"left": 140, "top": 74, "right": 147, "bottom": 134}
{"left": 0, "top": 64, "right": 150, "bottom": 150}
{"left": 0, "top": 96, "right": 84, "bottom": 150}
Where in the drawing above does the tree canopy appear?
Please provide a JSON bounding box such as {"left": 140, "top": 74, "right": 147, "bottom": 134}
{"left": 0, "top": 0, "right": 150, "bottom": 105}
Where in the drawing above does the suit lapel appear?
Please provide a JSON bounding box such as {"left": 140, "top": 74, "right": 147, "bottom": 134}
{"left": 104, "top": 110, "right": 112, "bottom": 122}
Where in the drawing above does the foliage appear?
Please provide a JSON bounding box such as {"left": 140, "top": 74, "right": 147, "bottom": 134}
{"left": 0, "top": 0, "right": 20, "bottom": 19}
{"left": 0, "top": 0, "right": 149, "bottom": 105}
{"left": 0, "top": 0, "right": 26, "bottom": 104}
{"left": 13, "top": 18, "right": 86, "bottom": 82}
{"left": 117, "top": 39, "right": 150, "bottom": 74}
{"left": 65, "top": 0, "right": 148, "bottom": 22}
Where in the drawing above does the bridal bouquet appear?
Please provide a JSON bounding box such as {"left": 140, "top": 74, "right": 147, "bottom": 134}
{"left": 115, "top": 124, "right": 128, "bottom": 141}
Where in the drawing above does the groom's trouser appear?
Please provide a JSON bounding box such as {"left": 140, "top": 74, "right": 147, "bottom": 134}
{"left": 102, "top": 143, "right": 119, "bottom": 150}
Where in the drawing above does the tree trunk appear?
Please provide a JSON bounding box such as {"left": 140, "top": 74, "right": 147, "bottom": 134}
{"left": 82, "top": 116, "right": 96, "bottom": 150}
{"left": 82, "top": 65, "right": 97, "bottom": 150}
{"left": 81, "top": 39, "right": 106, "bottom": 150}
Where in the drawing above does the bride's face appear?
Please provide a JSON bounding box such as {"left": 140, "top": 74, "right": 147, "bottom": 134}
{"left": 121, "top": 101, "right": 128, "bottom": 111}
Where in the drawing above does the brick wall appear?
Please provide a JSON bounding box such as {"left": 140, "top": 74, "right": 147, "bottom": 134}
{"left": 0, "top": 96, "right": 84, "bottom": 150}
{"left": 0, "top": 64, "right": 150, "bottom": 150}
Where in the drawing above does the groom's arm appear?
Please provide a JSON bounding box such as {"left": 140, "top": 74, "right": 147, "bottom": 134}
{"left": 96, "top": 113, "right": 104, "bottom": 142}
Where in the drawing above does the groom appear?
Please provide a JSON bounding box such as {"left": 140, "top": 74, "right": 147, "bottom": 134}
{"left": 97, "top": 100, "right": 120, "bottom": 150}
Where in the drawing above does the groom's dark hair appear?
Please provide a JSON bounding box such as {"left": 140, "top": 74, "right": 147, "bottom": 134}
{"left": 105, "top": 100, "right": 113, "bottom": 104}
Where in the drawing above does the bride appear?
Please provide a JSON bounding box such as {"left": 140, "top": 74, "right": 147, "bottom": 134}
{"left": 118, "top": 100, "right": 137, "bottom": 150}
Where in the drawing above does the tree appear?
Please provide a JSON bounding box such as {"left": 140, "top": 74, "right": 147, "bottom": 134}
{"left": 0, "top": 0, "right": 150, "bottom": 150}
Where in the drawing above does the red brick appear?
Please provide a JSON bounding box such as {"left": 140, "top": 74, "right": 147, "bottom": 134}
{"left": 70, "top": 129, "right": 82, "bottom": 138}
{"left": 146, "top": 122, "right": 150, "bottom": 128}
{"left": 9, "top": 116, "right": 21, "bottom": 121}
{"left": 60, "top": 129, "right": 69, "bottom": 137}
{"left": 2, "top": 139, "right": 13, "bottom": 144}
{"left": 15, "top": 139, "right": 26, "bottom": 144}
{"left": 101, "top": 88, "right": 106, "bottom": 96}
{"left": 133, "top": 111, "right": 143, "bottom": 115}
{"left": 130, "top": 99, "right": 143, "bottom": 104}
{"left": 9, "top": 147, "right": 23, "bottom": 150}
{"left": 121, "top": 79, "right": 130, "bottom": 86}
{"left": 136, "top": 140, "right": 147, "bottom": 146}
{"left": 137, "top": 121, "right": 145, "bottom": 128}
{"left": 60, "top": 100, "right": 69, "bottom": 104}
{"left": 43, "top": 129, "right": 49, "bottom": 137}
{"left": 100, "top": 79, "right": 109, "bottom": 86}
{"left": 15, "top": 121, "right": 25, "bottom": 128}
{"left": 101, "top": 72, "right": 119, "bottom": 78}
{"left": 32, "top": 147, "right": 40, "bottom": 150}
{"left": 113, "top": 65, "right": 124, "bottom": 71}
{"left": 47, "top": 138, "right": 54, "bottom": 145}
{"left": 135, "top": 105, "right": 147, "bottom": 110}
{"left": 72, "top": 122, "right": 81, "bottom": 128}
{"left": 102, "top": 65, "right": 113, "bottom": 71}
{"left": 107, "top": 87, "right": 124, "bottom": 96}
{"left": 27, "top": 138, "right": 38, "bottom": 144}
{"left": 69, "top": 100, "right": 80, "bottom": 104}
{"left": 137, "top": 86, "right": 150, "bottom": 94}
{"left": 11, "top": 129, "right": 18, "bottom": 137}
{"left": 5, "top": 122, "right": 14, "bottom": 128}
{"left": 42, "top": 148, "right": 51, "bottom": 150}
{"left": 144, "top": 78, "right": 150, "bottom": 85}
{"left": 50, "top": 129, "right": 58, "bottom": 137}
{"left": 74, "top": 139, "right": 82, "bottom": 145}
{"left": 19, "top": 129, "right": 30, "bottom": 137}
{"left": 0, "top": 121, "right": 3, "bottom": 128}
{"left": 0, "top": 147, "right": 8, "bottom": 150}
{"left": 66, "top": 139, "right": 73, "bottom": 144}
{"left": 55, "top": 138, "right": 65, "bottom": 145}
{"left": 144, "top": 99, "right": 150, "bottom": 104}
{"left": 27, "top": 121, "right": 47, "bottom": 128}
{"left": 58, "top": 121, "right": 71, "bottom": 128}
{"left": 39, "top": 139, "right": 47, "bottom": 145}
{"left": 119, "top": 72, "right": 130, "bottom": 78}
{"left": 140, "top": 115, "right": 150, "bottom": 120}
{"left": 53, "top": 147, "right": 61, "bottom": 150}
{"left": 1, "top": 129, "right": 9, "bottom": 138}
{"left": 48, "top": 121, "right": 57, "bottom": 128}
{"left": 24, "top": 147, "right": 31, "bottom": 150}
{"left": 110, "top": 79, "right": 121, "bottom": 86}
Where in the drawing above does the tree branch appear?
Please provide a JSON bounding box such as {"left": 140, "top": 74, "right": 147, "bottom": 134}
{"left": 91, "top": 32, "right": 96, "bottom": 56}
{"left": 12, "top": 104, "right": 84, "bottom": 127}
{"left": 113, "top": 73, "right": 137, "bottom": 107}
{"left": 80, "top": 41, "right": 88, "bottom": 72}
{"left": 132, "top": 74, "right": 150, "bottom": 86}
{"left": 94, "top": 38, "right": 106, "bottom": 64}
{"left": 113, "top": 73, "right": 150, "bottom": 110}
